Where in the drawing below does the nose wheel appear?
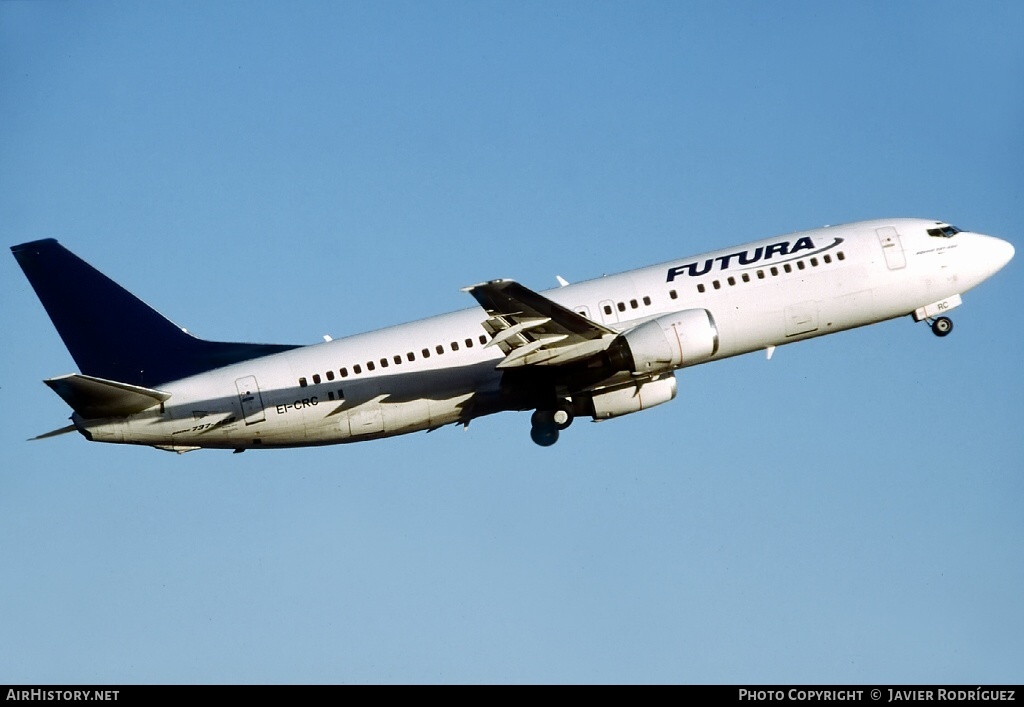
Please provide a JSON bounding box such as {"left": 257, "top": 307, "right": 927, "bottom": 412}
{"left": 930, "top": 316, "right": 953, "bottom": 337}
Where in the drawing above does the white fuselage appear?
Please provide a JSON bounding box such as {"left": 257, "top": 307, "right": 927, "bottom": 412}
{"left": 75, "top": 218, "right": 1013, "bottom": 451}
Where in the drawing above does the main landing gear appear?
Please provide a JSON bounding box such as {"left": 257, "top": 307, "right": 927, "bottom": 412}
{"left": 530, "top": 403, "right": 574, "bottom": 447}
{"left": 930, "top": 316, "right": 953, "bottom": 337}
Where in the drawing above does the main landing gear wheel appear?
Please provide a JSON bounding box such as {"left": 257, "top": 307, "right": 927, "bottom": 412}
{"left": 530, "top": 407, "right": 571, "bottom": 447}
{"left": 530, "top": 424, "right": 559, "bottom": 447}
{"left": 553, "top": 404, "right": 574, "bottom": 431}
{"left": 931, "top": 316, "right": 953, "bottom": 337}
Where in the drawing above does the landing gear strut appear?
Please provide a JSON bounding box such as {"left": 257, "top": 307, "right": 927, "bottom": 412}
{"left": 530, "top": 403, "right": 574, "bottom": 446}
{"left": 930, "top": 316, "right": 953, "bottom": 337}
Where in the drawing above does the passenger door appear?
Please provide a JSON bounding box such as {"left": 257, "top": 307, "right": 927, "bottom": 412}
{"left": 235, "top": 376, "right": 266, "bottom": 425}
{"left": 876, "top": 226, "right": 907, "bottom": 270}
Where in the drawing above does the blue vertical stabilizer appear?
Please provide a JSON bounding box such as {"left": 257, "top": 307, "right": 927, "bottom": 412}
{"left": 12, "top": 239, "right": 300, "bottom": 386}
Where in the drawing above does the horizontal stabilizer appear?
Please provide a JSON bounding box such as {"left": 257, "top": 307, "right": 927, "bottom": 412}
{"left": 29, "top": 424, "right": 78, "bottom": 441}
{"left": 44, "top": 374, "right": 171, "bottom": 419}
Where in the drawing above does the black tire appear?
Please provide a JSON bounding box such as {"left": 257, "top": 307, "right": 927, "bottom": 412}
{"left": 531, "top": 409, "right": 553, "bottom": 427}
{"left": 553, "top": 403, "right": 574, "bottom": 431}
{"left": 533, "top": 404, "right": 574, "bottom": 431}
{"left": 932, "top": 317, "right": 953, "bottom": 337}
{"left": 530, "top": 424, "right": 559, "bottom": 447}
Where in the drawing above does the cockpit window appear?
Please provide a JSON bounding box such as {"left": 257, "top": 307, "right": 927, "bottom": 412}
{"left": 927, "top": 224, "right": 961, "bottom": 238}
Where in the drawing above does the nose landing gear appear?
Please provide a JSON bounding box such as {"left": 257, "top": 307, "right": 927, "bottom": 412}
{"left": 914, "top": 297, "right": 961, "bottom": 337}
{"left": 930, "top": 316, "right": 953, "bottom": 337}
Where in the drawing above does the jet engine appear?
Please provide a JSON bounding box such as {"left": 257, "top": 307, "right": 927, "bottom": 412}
{"left": 607, "top": 309, "right": 719, "bottom": 375}
{"left": 583, "top": 374, "right": 677, "bottom": 420}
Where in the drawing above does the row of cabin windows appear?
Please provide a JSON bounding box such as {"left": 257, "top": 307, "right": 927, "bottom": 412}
{"left": 692, "top": 251, "right": 846, "bottom": 294}
{"left": 298, "top": 333, "right": 490, "bottom": 387}
{"left": 602, "top": 295, "right": 652, "bottom": 317}
{"left": 596, "top": 251, "right": 847, "bottom": 316}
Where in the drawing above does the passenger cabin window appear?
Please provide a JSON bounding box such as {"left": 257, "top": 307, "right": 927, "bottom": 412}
{"left": 479, "top": 335, "right": 487, "bottom": 344}
{"left": 617, "top": 302, "right": 626, "bottom": 312}
{"left": 380, "top": 358, "right": 388, "bottom": 368}
{"left": 367, "top": 361, "right": 375, "bottom": 371}
{"left": 394, "top": 355, "right": 402, "bottom": 364}
{"left": 435, "top": 344, "right": 444, "bottom": 355}
{"left": 697, "top": 284, "right": 705, "bottom": 293}
{"left": 451, "top": 341, "right": 459, "bottom": 351}
{"left": 312, "top": 374, "right": 321, "bottom": 384}
{"left": 326, "top": 370, "right": 335, "bottom": 381}
{"left": 604, "top": 304, "right": 613, "bottom": 315}
{"left": 669, "top": 290, "right": 678, "bottom": 299}
{"left": 353, "top": 364, "right": 362, "bottom": 374}
{"left": 837, "top": 252, "right": 846, "bottom": 261}
{"left": 340, "top": 367, "right": 349, "bottom": 378}
{"left": 299, "top": 377, "right": 308, "bottom": 387}
{"left": 407, "top": 352, "right": 415, "bottom": 361}
{"left": 629, "top": 299, "right": 638, "bottom": 309}
{"left": 465, "top": 338, "right": 473, "bottom": 348}
{"left": 643, "top": 296, "right": 651, "bottom": 306}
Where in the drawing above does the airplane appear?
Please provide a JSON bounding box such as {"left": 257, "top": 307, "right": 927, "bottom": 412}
{"left": 11, "top": 217, "right": 1014, "bottom": 451}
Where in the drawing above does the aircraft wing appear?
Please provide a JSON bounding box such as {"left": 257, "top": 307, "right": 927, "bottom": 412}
{"left": 462, "top": 279, "right": 618, "bottom": 368}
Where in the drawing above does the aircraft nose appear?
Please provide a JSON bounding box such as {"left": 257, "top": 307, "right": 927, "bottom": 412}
{"left": 962, "top": 233, "right": 1013, "bottom": 284}
{"left": 981, "top": 235, "right": 1015, "bottom": 274}
{"left": 994, "top": 237, "right": 1015, "bottom": 269}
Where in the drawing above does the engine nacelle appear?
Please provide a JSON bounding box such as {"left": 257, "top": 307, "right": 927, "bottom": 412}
{"left": 585, "top": 374, "right": 677, "bottom": 420}
{"left": 608, "top": 309, "right": 719, "bottom": 375}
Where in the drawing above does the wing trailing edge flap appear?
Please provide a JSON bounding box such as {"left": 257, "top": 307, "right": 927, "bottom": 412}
{"left": 44, "top": 373, "right": 171, "bottom": 419}
{"left": 462, "top": 279, "right": 617, "bottom": 368}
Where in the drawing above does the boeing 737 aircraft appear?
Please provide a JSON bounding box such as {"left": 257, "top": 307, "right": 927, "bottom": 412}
{"left": 12, "top": 218, "right": 1014, "bottom": 450}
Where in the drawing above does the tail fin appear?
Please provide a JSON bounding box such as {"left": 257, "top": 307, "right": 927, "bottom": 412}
{"left": 12, "top": 239, "right": 299, "bottom": 386}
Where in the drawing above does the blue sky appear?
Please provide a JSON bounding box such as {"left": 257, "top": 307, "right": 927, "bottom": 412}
{"left": 1, "top": 1, "right": 1022, "bottom": 684}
